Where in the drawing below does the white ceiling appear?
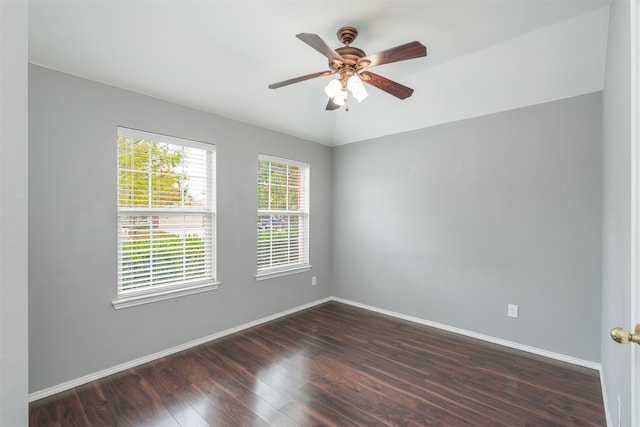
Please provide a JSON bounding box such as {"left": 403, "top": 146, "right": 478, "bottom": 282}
{"left": 28, "top": 0, "right": 611, "bottom": 146}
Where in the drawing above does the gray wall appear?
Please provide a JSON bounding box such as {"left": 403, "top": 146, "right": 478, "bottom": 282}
{"left": 28, "top": 65, "right": 333, "bottom": 393}
{"left": 332, "top": 93, "right": 603, "bottom": 362}
{"left": 0, "top": 1, "right": 29, "bottom": 425}
{"left": 601, "top": 0, "right": 633, "bottom": 425}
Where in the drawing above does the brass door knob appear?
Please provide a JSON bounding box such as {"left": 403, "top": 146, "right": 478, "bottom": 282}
{"left": 610, "top": 324, "right": 640, "bottom": 344}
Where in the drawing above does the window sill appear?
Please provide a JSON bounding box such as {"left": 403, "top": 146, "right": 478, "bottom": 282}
{"left": 255, "top": 264, "right": 312, "bottom": 281}
{"left": 112, "top": 281, "right": 221, "bottom": 309}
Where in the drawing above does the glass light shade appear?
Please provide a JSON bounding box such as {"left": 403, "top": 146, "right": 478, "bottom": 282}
{"left": 347, "top": 75, "right": 364, "bottom": 92}
{"left": 347, "top": 75, "right": 368, "bottom": 103}
{"left": 353, "top": 88, "right": 368, "bottom": 103}
{"left": 334, "top": 90, "right": 348, "bottom": 105}
{"left": 324, "top": 79, "right": 342, "bottom": 98}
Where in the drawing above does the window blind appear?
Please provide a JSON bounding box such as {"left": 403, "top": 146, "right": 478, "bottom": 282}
{"left": 257, "top": 155, "right": 309, "bottom": 275}
{"left": 117, "top": 127, "right": 216, "bottom": 296}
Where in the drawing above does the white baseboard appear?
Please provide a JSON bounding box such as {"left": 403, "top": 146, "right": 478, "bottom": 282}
{"left": 331, "top": 296, "right": 602, "bottom": 371}
{"left": 28, "top": 297, "right": 331, "bottom": 402}
{"left": 30, "top": 295, "right": 604, "bottom": 404}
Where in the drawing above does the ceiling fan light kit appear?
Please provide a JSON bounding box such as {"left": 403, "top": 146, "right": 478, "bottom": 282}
{"left": 268, "top": 26, "right": 427, "bottom": 111}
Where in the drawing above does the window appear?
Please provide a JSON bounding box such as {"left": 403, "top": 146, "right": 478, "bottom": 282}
{"left": 114, "top": 127, "right": 218, "bottom": 309}
{"left": 257, "top": 155, "right": 310, "bottom": 279}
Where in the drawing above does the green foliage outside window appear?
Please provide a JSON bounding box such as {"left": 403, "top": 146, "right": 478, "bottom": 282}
{"left": 257, "top": 160, "right": 301, "bottom": 211}
{"left": 120, "top": 233, "right": 205, "bottom": 288}
{"left": 118, "top": 136, "right": 188, "bottom": 208}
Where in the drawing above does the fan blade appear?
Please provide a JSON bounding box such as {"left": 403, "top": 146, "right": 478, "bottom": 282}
{"left": 357, "top": 41, "right": 426, "bottom": 69}
{"left": 268, "top": 70, "right": 333, "bottom": 89}
{"left": 360, "top": 71, "right": 414, "bottom": 100}
{"left": 296, "top": 33, "right": 344, "bottom": 64}
{"left": 326, "top": 98, "right": 340, "bottom": 111}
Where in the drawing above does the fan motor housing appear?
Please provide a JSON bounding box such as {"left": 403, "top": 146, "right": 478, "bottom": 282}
{"left": 332, "top": 46, "right": 366, "bottom": 69}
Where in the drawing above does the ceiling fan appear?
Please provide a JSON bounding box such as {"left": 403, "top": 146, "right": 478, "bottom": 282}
{"left": 268, "top": 26, "right": 427, "bottom": 111}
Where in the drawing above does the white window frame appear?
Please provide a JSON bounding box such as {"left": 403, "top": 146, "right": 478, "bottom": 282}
{"left": 256, "top": 154, "right": 311, "bottom": 280}
{"left": 113, "top": 127, "right": 219, "bottom": 309}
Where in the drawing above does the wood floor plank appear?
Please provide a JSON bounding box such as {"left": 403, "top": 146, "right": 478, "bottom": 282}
{"left": 29, "top": 395, "right": 62, "bottom": 427}
{"left": 138, "top": 358, "right": 211, "bottom": 427}
{"left": 73, "top": 382, "right": 119, "bottom": 426}
{"left": 97, "top": 373, "right": 155, "bottom": 426}
{"left": 30, "top": 301, "right": 606, "bottom": 426}
{"left": 48, "top": 389, "right": 91, "bottom": 427}
{"left": 154, "top": 345, "right": 276, "bottom": 426}
{"left": 275, "top": 313, "right": 528, "bottom": 425}
{"left": 115, "top": 368, "right": 178, "bottom": 426}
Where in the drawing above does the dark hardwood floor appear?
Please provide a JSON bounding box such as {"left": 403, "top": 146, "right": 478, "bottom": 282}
{"left": 30, "top": 301, "right": 606, "bottom": 426}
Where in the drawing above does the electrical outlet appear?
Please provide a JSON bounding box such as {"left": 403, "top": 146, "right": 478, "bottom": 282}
{"left": 311, "top": 276, "right": 317, "bottom": 286}
{"left": 507, "top": 304, "right": 519, "bottom": 318}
